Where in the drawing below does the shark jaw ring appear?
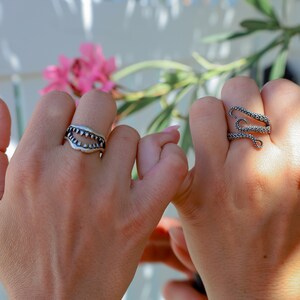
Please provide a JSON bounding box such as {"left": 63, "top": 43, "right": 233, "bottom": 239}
{"left": 64, "top": 125, "right": 106, "bottom": 154}
{"left": 227, "top": 106, "right": 271, "bottom": 149}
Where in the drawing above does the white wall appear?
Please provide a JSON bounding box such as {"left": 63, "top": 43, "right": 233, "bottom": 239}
{"left": 0, "top": 0, "right": 299, "bottom": 299}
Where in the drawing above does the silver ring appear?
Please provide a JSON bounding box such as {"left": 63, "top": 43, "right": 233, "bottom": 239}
{"left": 227, "top": 106, "right": 271, "bottom": 149}
{"left": 64, "top": 124, "right": 106, "bottom": 154}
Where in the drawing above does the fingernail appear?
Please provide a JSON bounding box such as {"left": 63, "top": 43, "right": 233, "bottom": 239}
{"left": 162, "top": 125, "right": 180, "bottom": 133}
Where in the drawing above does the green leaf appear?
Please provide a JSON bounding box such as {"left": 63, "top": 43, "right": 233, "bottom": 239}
{"left": 240, "top": 19, "right": 279, "bottom": 31}
{"left": 269, "top": 46, "right": 289, "bottom": 80}
{"left": 245, "top": 0, "right": 279, "bottom": 23}
{"left": 147, "top": 105, "right": 175, "bottom": 133}
{"left": 180, "top": 118, "right": 193, "bottom": 154}
{"left": 202, "top": 30, "right": 254, "bottom": 44}
{"left": 117, "top": 97, "right": 158, "bottom": 118}
{"left": 131, "top": 166, "right": 139, "bottom": 180}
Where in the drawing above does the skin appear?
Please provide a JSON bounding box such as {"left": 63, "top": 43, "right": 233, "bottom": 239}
{"left": 1, "top": 77, "right": 300, "bottom": 299}
{"left": 0, "top": 100, "right": 10, "bottom": 198}
{"left": 173, "top": 77, "right": 300, "bottom": 299}
{"left": 141, "top": 217, "right": 205, "bottom": 300}
{"left": 0, "top": 90, "right": 188, "bottom": 300}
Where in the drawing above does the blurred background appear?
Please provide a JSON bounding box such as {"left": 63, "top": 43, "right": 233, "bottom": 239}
{"left": 0, "top": 0, "right": 299, "bottom": 299}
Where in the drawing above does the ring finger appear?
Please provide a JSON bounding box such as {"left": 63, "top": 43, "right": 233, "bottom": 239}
{"left": 63, "top": 90, "right": 116, "bottom": 162}
{"left": 221, "top": 77, "right": 267, "bottom": 152}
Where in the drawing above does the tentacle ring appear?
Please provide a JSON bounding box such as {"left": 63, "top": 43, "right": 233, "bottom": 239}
{"left": 65, "top": 124, "right": 106, "bottom": 154}
{"left": 227, "top": 106, "right": 271, "bottom": 149}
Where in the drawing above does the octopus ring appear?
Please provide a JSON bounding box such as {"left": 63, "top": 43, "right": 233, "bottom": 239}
{"left": 65, "top": 124, "right": 106, "bottom": 154}
{"left": 227, "top": 106, "right": 271, "bottom": 149}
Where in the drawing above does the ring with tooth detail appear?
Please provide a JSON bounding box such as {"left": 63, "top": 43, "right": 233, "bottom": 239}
{"left": 64, "top": 124, "right": 106, "bottom": 153}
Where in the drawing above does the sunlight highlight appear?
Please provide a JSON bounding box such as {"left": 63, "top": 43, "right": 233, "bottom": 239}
{"left": 1, "top": 40, "right": 21, "bottom": 71}
{"left": 81, "top": 0, "right": 93, "bottom": 38}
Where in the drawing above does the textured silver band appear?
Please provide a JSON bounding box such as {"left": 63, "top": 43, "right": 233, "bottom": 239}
{"left": 227, "top": 106, "right": 271, "bottom": 149}
{"left": 64, "top": 124, "right": 106, "bottom": 153}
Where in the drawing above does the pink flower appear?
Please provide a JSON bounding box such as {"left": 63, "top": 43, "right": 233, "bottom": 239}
{"left": 74, "top": 43, "right": 117, "bottom": 94}
{"left": 41, "top": 43, "right": 117, "bottom": 97}
{"left": 40, "top": 55, "right": 73, "bottom": 95}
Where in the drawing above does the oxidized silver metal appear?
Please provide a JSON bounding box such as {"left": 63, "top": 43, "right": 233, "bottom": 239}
{"left": 227, "top": 106, "right": 271, "bottom": 149}
{"left": 65, "top": 124, "right": 106, "bottom": 153}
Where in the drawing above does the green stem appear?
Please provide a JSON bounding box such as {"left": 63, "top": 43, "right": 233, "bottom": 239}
{"left": 196, "top": 35, "right": 285, "bottom": 83}
{"left": 112, "top": 60, "right": 192, "bottom": 81}
{"left": 174, "top": 84, "right": 195, "bottom": 105}
{"left": 192, "top": 52, "right": 221, "bottom": 70}
{"left": 172, "top": 110, "right": 188, "bottom": 120}
{"left": 160, "top": 95, "right": 169, "bottom": 109}
{"left": 284, "top": 25, "right": 300, "bottom": 37}
{"left": 12, "top": 76, "right": 24, "bottom": 140}
{"left": 173, "top": 75, "right": 198, "bottom": 89}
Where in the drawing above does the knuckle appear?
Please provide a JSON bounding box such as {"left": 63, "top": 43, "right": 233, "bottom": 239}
{"left": 139, "top": 133, "right": 160, "bottom": 148}
{"left": 84, "top": 89, "right": 111, "bottom": 101}
{"left": 81, "top": 90, "right": 117, "bottom": 113}
{"left": 222, "top": 76, "right": 257, "bottom": 95}
{"left": 39, "top": 91, "right": 75, "bottom": 118}
{"left": 189, "top": 97, "right": 221, "bottom": 121}
{"left": 262, "top": 78, "right": 300, "bottom": 98}
{"left": 163, "top": 145, "right": 188, "bottom": 177}
{"left": 40, "top": 90, "right": 74, "bottom": 108}
{"left": 113, "top": 125, "right": 140, "bottom": 143}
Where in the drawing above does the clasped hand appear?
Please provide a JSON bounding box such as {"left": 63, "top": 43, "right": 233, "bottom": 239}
{"left": 1, "top": 77, "right": 300, "bottom": 300}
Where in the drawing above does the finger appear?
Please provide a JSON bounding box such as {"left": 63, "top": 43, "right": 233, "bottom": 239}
{"left": 221, "top": 77, "right": 266, "bottom": 150}
{"left": 0, "top": 99, "right": 11, "bottom": 153}
{"left": 163, "top": 280, "right": 207, "bottom": 300}
{"left": 141, "top": 240, "right": 192, "bottom": 274}
{"left": 65, "top": 90, "right": 116, "bottom": 160}
{"left": 148, "top": 217, "right": 181, "bottom": 241}
{"left": 102, "top": 125, "right": 139, "bottom": 185}
{"left": 189, "top": 96, "right": 228, "bottom": 172}
{"left": 15, "top": 91, "right": 75, "bottom": 154}
{"left": 0, "top": 99, "right": 11, "bottom": 199}
{"left": 137, "top": 126, "right": 180, "bottom": 178}
{"left": 169, "top": 227, "right": 197, "bottom": 272}
{"left": 140, "top": 218, "right": 192, "bottom": 274}
{"left": 261, "top": 79, "right": 300, "bottom": 148}
{"left": 132, "top": 142, "right": 188, "bottom": 228}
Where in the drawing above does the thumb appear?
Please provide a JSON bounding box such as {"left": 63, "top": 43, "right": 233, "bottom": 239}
{"left": 163, "top": 280, "right": 207, "bottom": 300}
{"left": 136, "top": 125, "right": 181, "bottom": 178}
{"left": 169, "top": 227, "right": 197, "bottom": 272}
{"left": 0, "top": 99, "right": 11, "bottom": 199}
{"left": 133, "top": 129, "right": 188, "bottom": 227}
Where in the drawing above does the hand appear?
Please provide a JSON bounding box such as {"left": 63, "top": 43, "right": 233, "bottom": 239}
{"left": 0, "top": 99, "right": 11, "bottom": 198}
{"left": 141, "top": 217, "right": 206, "bottom": 300}
{"left": 138, "top": 126, "right": 203, "bottom": 299}
{"left": 141, "top": 217, "right": 195, "bottom": 275}
{"left": 175, "top": 78, "right": 300, "bottom": 299}
{"left": 139, "top": 129, "right": 204, "bottom": 300}
{"left": 0, "top": 90, "right": 188, "bottom": 299}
